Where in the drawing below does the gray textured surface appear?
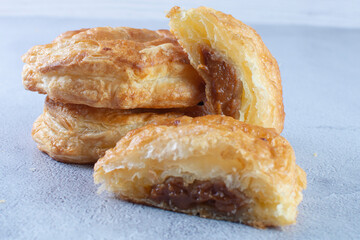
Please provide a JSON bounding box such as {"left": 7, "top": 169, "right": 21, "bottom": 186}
{"left": 0, "top": 17, "right": 360, "bottom": 239}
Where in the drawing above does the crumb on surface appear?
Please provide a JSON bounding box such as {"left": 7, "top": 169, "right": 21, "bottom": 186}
{"left": 313, "top": 152, "right": 318, "bottom": 157}
{"left": 30, "top": 168, "right": 36, "bottom": 172}
{"left": 0, "top": 200, "right": 5, "bottom": 203}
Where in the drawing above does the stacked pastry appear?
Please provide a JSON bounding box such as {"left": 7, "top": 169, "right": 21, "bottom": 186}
{"left": 22, "top": 27, "right": 205, "bottom": 164}
{"left": 22, "top": 6, "right": 306, "bottom": 228}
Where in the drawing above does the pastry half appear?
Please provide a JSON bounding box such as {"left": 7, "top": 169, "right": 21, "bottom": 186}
{"left": 94, "top": 115, "right": 306, "bottom": 227}
{"left": 32, "top": 97, "right": 203, "bottom": 164}
{"left": 167, "top": 7, "right": 285, "bottom": 133}
{"left": 22, "top": 27, "right": 204, "bottom": 109}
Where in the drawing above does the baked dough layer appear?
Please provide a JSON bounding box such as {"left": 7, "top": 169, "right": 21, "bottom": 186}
{"left": 22, "top": 27, "right": 204, "bottom": 109}
{"left": 32, "top": 97, "right": 203, "bottom": 164}
{"left": 94, "top": 115, "right": 306, "bottom": 227}
{"left": 167, "top": 7, "right": 285, "bottom": 133}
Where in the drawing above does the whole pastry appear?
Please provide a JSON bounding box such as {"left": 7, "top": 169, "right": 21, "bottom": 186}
{"left": 94, "top": 115, "right": 306, "bottom": 227}
{"left": 32, "top": 97, "right": 203, "bottom": 164}
{"left": 167, "top": 7, "right": 285, "bottom": 133}
{"left": 22, "top": 27, "right": 204, "bottom": 109}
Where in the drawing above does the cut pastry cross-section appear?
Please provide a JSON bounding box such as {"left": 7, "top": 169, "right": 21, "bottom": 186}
{"left": 167, "top": 6, "right": 285, "bottom": 133}
{"left": 32, "top": 97, "right": 204, "bottom": 164}
{"left": 94, "top": 115, "right": 306, "bottom": 227}
{"left": 22, "top": 27, "right": 204, "bottom": 109}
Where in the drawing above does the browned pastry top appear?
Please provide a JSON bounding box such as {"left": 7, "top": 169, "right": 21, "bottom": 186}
{"left": 22, "top": 27, "right": 204, "bottom": 109}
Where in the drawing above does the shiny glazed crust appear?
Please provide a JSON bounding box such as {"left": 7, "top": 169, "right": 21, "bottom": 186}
{"left": 94, "top": 115, "right": 306, "bottom": 227}
{"left": 167, "top": 7, "right": 285, "bottom": 133}
{"left": 32, "top": 97, "right": 203, "bottom": 164}
{"left": 22, "top": 27, "right": 204, "bottom": 109}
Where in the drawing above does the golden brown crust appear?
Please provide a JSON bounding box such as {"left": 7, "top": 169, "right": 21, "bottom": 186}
{"left": 32, "top": 97, "right": 204, "bottom": 164}
{"left": 22, "top": 27, "right": 204, "bottom": 109}
{"left": 94, "top": 115, "right": 306, "bottom": 227}
{"left": 167, "top": 7, "right": 285, "bottom": 133}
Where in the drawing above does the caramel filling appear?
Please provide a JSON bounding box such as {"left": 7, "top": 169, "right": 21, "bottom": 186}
{"left": 200, "top": 46, "right": 242, "bottom": 119}
{"left": 149, "top": 177, "right": 247, "bottom": 214}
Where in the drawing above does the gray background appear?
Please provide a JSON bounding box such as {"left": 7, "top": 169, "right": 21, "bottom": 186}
{"left": 2, "top": 0, "right": 360, "bottom": 28}
{"left": 1, "top": 1, "right": 360, "bottom": 239}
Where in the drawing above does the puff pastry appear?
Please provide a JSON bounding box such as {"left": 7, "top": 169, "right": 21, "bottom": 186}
{"left": 167, "top": 7, "right": 285, "bottom": 133}
{"left": 94, "top": 115, "right": 306, "bottom": 227}
{"left": 32, "top": 97, "right": 203, "bottom": 164}
{"left": 22, "top": 27, "right": 204, "bottom": 109}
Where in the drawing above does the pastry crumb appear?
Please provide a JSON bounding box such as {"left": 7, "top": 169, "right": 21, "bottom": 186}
{"left": 30, "top": 168, "right": 36, "bottom": 172}
{"left": 0, "top": 200, "right": 5, "bottom": 203}
{"left": 313, "top": 152, "right": 318, "bottom": 157}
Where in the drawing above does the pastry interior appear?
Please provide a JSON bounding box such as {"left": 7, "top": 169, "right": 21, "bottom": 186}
{"left": 94, "top": 115, "right": 306, "bottom": 227}
{"left": 167, "top": 6, "right": 285, "bottom": 133}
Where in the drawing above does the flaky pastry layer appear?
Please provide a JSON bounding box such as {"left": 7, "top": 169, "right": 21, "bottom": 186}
{"left": 94, "top": 115, "right": 306, "bottom": 227}
{"left": 167, "top": 7, "right": 285, "bottom": 133}
{"left": 22, "top": 27, "right": 204, "bottom": 109}
{"left": 32, "top": 97, "right": 203, "bottom": 164}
